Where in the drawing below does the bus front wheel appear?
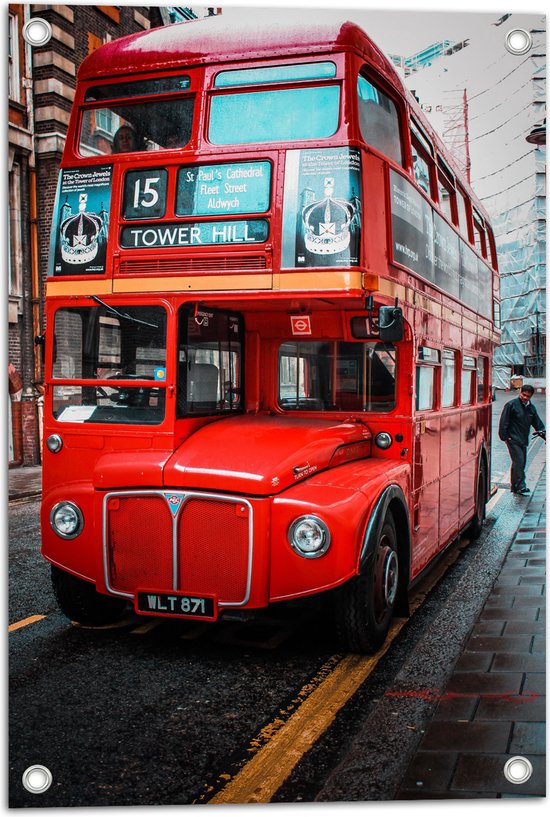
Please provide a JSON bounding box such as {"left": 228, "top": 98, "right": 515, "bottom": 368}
{"left": 335, "top": 513, "right": 399, "bottom": 654}
{"left": 51, "top": 565, "right": 128, "bottom": 626}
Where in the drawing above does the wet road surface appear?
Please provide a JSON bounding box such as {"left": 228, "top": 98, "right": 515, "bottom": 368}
{"left": 8, "top": 439, "right": 543, "bottom": 809}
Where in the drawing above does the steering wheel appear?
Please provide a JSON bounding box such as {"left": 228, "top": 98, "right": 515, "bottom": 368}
{"left": 96, "top": 373, "right": 148, "bottom": 406}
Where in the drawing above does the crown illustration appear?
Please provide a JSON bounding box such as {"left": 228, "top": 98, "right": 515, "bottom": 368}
{"left": 302, "top": 177, "right": 355, "bottom": 255}
{"left": 60, "top": 194, "right": 103, "bottom": 265}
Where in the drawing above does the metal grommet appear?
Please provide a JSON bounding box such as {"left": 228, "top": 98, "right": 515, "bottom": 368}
{"left": 22, "top": 17, "right": 53, "bottom": 47}
{"left": 22, "top": 765, "right": 53, "bottom": 794}
{"left": 503, "top": 756, "right": 533, "bottom": 784}
{"left": 505, "top": 28, "right": 533, "bottom": 55}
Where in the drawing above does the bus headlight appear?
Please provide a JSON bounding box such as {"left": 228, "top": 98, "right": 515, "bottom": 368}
{"left": 375, "top": 432, "right": 393, "bottom": 449}
{"left": 50, "top": 502, "right": 84, "bottom": 539}
{"left": 288, "top": 515, "right": 331, "bottom": 558}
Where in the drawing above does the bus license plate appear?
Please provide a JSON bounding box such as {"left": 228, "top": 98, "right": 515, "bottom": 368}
{"left": 136, "top": 591, "right": 216, "bottom": 620}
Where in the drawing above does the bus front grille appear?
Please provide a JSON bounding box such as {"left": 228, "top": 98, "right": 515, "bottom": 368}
{"left": 105, "top": 491, "right": 251, "bottom": 606}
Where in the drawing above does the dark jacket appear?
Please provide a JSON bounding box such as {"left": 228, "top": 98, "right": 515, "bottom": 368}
{"left": 498, "top": 397, "right": 545, "bottom": 446}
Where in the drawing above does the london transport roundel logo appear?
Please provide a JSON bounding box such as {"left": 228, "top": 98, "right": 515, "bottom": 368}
{"left": 290, "top": 315, "right": 312, "bottom": 336}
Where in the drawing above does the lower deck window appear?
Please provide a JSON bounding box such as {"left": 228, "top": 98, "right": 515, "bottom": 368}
{"left": 416, "top": 366, "right": 435, "bottom": 411}
{"left": 441, "top": 350, "right": 456, "bottom": 407}
{"left": 278, "top": 341, "right": 396, "bottom": 412}
{"left": 176, "top": 307, "right": 243, "bottom": 417}
{"left": 462, "top": 355, "right": 476, "bottom": 405}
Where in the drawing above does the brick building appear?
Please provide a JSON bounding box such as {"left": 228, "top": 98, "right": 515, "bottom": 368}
{"left": 8, "top": 5, "right": 222, "bottom": 467}
{"left": 8, "top": 4, "right": 163, "bottom": 466}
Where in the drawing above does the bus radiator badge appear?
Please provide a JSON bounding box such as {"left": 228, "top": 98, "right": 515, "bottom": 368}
{"left": 165, "top": 493, "right": 184, "bottom": 516}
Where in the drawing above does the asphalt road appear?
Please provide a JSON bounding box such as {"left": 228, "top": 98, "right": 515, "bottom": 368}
{"left": 8, "top": 427, "right": 545, "bottom": 808}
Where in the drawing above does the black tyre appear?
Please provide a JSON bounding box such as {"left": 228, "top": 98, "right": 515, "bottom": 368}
{"left": 51, "top": 565, "right": 128, "bottom": 626}
{"left": 468, "top": 463, "right": 487, "bottom": 540}
{"left": 335, "top": 514, "right": 399, "bottom": 654}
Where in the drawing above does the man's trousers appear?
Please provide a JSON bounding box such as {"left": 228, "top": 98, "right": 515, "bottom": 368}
{"left": 506, "top": 440, "right": 528, "bottom": 492}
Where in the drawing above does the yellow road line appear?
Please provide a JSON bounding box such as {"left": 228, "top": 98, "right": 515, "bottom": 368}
{"left": 208, "top": 540, "right": 468, "bottom": 805}
{"left": 130, "top": 619, "right": 163, "bottom": 635}
{"left": 8, "top": 615, "right": 46, "bottom": 633}
{"left": 209, "top": 616, "right": 408, "bottom": 804}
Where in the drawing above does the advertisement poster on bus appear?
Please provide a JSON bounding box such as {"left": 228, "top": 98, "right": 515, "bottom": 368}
{"left": 281, "top": 147, "right": 362, "bottom": 268}
{"left": 390, "top": 169, "right": 493, "bottom": 318}
{"left": 50, "top": 165, "right": 112, "bottom": 276}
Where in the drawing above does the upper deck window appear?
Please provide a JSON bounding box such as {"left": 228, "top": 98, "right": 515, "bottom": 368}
{"left": 208, "top": 85, "right": 339, "bottom": 145}
{"left": 410, "top": 121, "right": 434, "bottom": 197}
{"left": 85, "top": 76, "right": 191, "bottom": 101}
{"left": 214, "top": 62, "right": 336, "bottom": 87}
{"left": 79, "top": 77, "right": 194, "bottom": 156}
{"left": 473, "top": 209, "right": 487, "bottom": 258}
{"left": 358, "top": 75, "right": 403, "bottom": 165}
{"left": 456, "top": 186, "right": 471, "bottom": 240}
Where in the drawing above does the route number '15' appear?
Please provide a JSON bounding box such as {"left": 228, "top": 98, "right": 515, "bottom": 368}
{"left": 123, "top": 169, "right": 167, "bottom": 219}
{"left": 133, "top": 176, "right": 160, "bottom": 208}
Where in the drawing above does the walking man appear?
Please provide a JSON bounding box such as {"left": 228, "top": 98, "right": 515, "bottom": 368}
{"left": 498, "top": 384, "right": 545, "bottom": 495}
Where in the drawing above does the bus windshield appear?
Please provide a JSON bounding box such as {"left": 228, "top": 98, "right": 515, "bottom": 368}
{"left": 52, "top": 304, "right": 167, "bottom": 425}
{"left": 279, "top": 341, "right": 396, "bottom": 412}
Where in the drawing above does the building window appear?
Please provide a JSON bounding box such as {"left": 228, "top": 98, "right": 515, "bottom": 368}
{"left": 9, "top": 13, "right": 20, "bottom": 103}
{"left": 98, "top": 6, "right": 121, "bottom": 24}
{"left": 9, "top": 162, "right": 23, "bottom": 303}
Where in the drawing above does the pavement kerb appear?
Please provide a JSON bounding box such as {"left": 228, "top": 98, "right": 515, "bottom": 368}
{"left": 316, "top": 446, "right": 546, "bottom": 802}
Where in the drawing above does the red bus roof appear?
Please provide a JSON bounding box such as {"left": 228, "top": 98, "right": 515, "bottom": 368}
{"left": 79, "top": 14, "right": 401, "bottom": 90}
{"left": 78, "top": 13, "right": 492, "bottom": 227}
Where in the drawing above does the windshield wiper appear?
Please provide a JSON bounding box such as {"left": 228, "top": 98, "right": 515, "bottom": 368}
{"left": 90, "top": 295, "right": 158, "bottom": 328}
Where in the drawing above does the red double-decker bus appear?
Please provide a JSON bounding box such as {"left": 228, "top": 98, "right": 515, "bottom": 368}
{"left": 41, "top": 15, "right": 500, "bottom": 653}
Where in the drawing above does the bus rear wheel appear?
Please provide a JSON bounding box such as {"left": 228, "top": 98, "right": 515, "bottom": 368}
{"left": 335, "top": 514, "right": 399, "bottom": 654}
{"left": 51, "top": 565, "right": 128, "bottom": 626}
{"left": 468, "top": 463, "right": 487, "bottom": 540}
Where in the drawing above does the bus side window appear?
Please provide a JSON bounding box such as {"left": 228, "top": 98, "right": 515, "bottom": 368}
{"left": 437, "top": 157, "right": 456, "bottom": 225}
{"left": 456, "top": 186, "right": 472, "bottom": 242}
{"left": 461, "top": 355, "right": 476, "bottom": 405}
{"left": 409, "top": 124, "right": 435, "bottom": 199}
{"left": 416, "top": 346, "right": 440, "bottom": 411}
{"left": 473, "top": 215, "right": 487, "bottom": 258}
{"left": 357, "top": 74, "right": 403, "bottom": 166}
{"left": 477, "top": 357, "right": 487, "bottom": 403}
{"left": 486, "top": 225, "right": 499, "bottom": 270}
{"left": 441, "top": 349, "right": 456, "bottom": 407}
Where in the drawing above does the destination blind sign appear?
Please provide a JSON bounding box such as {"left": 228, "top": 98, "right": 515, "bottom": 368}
{"left": 120, "top": 219, "right": 268, "bottom": 248}
{"left": 176, "top": 161, "right": 271, "bottom": 216}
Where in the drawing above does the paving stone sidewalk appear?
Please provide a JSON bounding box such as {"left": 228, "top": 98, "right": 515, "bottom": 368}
{"left": 397, "top": 468, "right": 546, "bottom": 798}
{"left": 8, "top": 465, "right": 42, "bottom": 501}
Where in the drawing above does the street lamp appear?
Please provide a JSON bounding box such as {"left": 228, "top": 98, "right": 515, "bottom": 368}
{"left": 526, "top": 118, "right": 546, "bottom": 145}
